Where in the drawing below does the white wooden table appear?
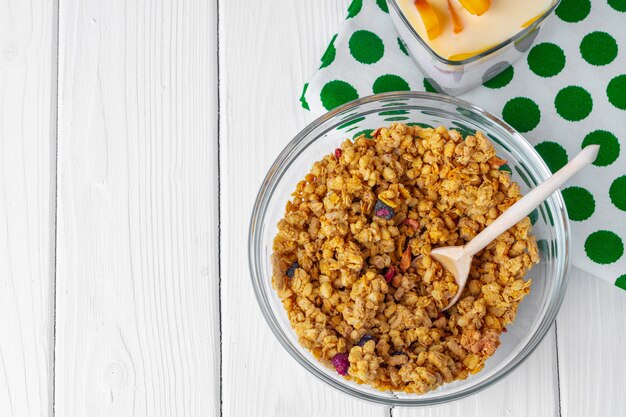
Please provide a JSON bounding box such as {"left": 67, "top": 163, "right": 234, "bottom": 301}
{"left": 0, "top": 0, "right": 624, "bottom": 416}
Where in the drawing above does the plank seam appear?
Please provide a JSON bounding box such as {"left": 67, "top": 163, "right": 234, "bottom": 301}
{"left": 217, "top": 0, "right": 223, "bottom": 415}
{"left": 554, "top": 322, "right": 562, "bottom": 417}
{"left": 50, "top": 0, "right": 61, "bottom": 416}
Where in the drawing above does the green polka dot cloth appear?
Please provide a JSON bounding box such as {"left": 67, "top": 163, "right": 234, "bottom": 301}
{"left": 300, "top": 0, "right": 626, "bottom": 290}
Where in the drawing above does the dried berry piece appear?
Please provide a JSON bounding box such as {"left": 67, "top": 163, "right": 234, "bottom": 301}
{"left": 384, "top": 266, "right": 396, "bottom": 284}
{"left": 400, "top": 246, "right": 412, "bottom": 272}
{"left": 286, "top": 262, "right": 299, "bottom": 278}
{"left": 356, "top": 334, "right": 376, "bottom": 347}
{"left": 331, "top": 353, "right": 350, "bottom": 376}
{"left": 390, "top": 351, "right": 406, "bottom": 356}
{"left": 403, "top": 218, "right": 420, "bottom": 230}
{"left": 334, "top": 148, "right": 342, "bottom": 160}
{"left": 391, "top": 274, "right": 402, "bottom": 288}
{"left": 374, "top": 200, "right": 394, "bottom": 220}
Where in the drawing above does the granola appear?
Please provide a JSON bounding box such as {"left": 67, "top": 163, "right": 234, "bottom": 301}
{"left": 272, "top": 123, "right": 539, "bottom": 394}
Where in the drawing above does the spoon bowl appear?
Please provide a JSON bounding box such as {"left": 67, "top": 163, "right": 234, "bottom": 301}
{"left": 430, "top": 246, "right": 473, "bottom": 310}
{"left": 434, "top": 144, "right": 599, "bottom": 310}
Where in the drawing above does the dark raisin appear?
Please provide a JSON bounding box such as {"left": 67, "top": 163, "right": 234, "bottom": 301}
{"left": 286, "top": 262, "right": 299, "bottom": 278}
{"left": 356, "top": 334, "right": 376, "bottom": 347}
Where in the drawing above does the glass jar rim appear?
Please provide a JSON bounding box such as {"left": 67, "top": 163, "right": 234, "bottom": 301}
{"left": 388, "top": 0, "right": 561, "bottom": 66}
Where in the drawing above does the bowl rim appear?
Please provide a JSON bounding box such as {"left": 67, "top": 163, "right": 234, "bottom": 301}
{"left": 248, "top": 91, "right": 571, "bottom": 405}
{"left": 387, "top": 0, "right": 561, "bottom": 66}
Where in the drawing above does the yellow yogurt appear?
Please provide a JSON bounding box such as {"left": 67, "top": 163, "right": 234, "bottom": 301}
{"left": 397, "top": 0, "right": 554, "bottom": 60}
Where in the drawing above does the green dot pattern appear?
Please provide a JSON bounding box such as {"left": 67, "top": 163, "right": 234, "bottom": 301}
{"left": 483, "top": 65, "right": 514, "bottom": 89}
{"left": 337, "top": 116, "right": 365, "bottom": 129}
{"left": 562, "top": 186, "right": 596, "bottom": 221}
{"left": 300, "top": 83, "right": 310, "bottom": 110}
{"left": 353, "top": 129, "right": 374, "bottom": 139}
{"left": 376, "top": 0, "right": 389, "bottom": 13}
{"left": 499, "top": 164, "right": 512, "bottom": 174}
{"left": 423, "top": 78, "right": 437, "bottom": 93}
{"left": 528, "top": 43, "right": 566, "bottom": 77}
{"left": 556, "top": 0, "right": 591, "bottom": 23}
{"left": 610, "top": 176, "right": 626, "bottom": 211}
{"left": 349, "top": 30, "right": 384, "bottom": 64}
{"left": 580, "top": 32, "right": 618, "bottom": 66}
{"left": 373, "top": 74, "right": 410, "bottom": 93}
{"left": 535, "top": 141, "right": 569, "bottom": 173}
{"left": 397, "top": 37, "right": 409, "bottom": 56}
{"left": 555, "top": 86, "right": 593, "bottom": 121}
{"left": 320, "top": 34, "right": 338, "bottom": 69}
{"left": 379, "top": 110, "right": 408, "bottom": 116}
{"left": 616, "top": 274, "right": 626, "bottom": 291}
{"left": 607, "top": 75, "right": 626, "bottom": 110}
{"left": 347, "top": 0, "right": 362, "bottom": 18}
{"left": 585, "top": 230, "right": 624, "bottom": 264}
{"left": 502, "top": 97, "right": 541, "bottom": 132}
{"left": 609, "top": 0, "right": 626, "bottom": 12}
{"left": 408, "top": 122, "right": 433, "bottom": 129}
{"left": 582, "top": 130, "right": 620, "bottom": 166}
{"left": 320, "top": 80, "right": 358, "bottom": 111}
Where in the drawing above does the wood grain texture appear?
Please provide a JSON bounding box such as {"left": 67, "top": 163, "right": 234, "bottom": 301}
{"left": 557, "top": 269, "right": 626, "bottom": 417}
{"left": 55, "top": 0, "right": 219, "bottom": 416}
{"left": 0, "top": 0, "right": 56, "bottom": 416}
{"left": 220, "top": 0, "right": 388, "bottom": 415}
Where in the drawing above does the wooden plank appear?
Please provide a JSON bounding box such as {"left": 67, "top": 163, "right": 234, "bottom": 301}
{"left": 55, "top": 0, "right": 219, "bottom": 415}
{"left": 220, "top": 0, "right": 389, "bottom": 415}
{"left": 392, "top": 328, "right": 559, "bottom": 416}
{"left": 0, "top": 0, "right": 56, "bottom": 415}
{"left": 557, "top": 268, "right": 626, "bottom": 417}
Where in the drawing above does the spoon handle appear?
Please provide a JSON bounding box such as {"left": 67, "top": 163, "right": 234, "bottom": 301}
{"left": 463, "top": 145, "right": 600, "bottom": 258}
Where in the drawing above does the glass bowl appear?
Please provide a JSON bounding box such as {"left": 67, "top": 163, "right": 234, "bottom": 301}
{"left": 248, "top": 92, "right": 570, "bottom": 406}
{"left": 388, "top": 0, "right": 560, "bottom": 95}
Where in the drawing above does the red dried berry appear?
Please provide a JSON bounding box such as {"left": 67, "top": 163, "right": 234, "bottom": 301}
{"left": 403, "top": 218, "right": 420, "bottom": 230}
{"left": 502, "top": 327, "right": 508, "bottom": 333}
{"left": 335, "top": 148, "right": 342, "bottom": 160}
{"left": 384, "top": 266, "right": 396, "bottom": 283}
{"left": 331, "top": 353, "right": 350, "bottom": 376}
{"left": 374, "top": 200, "right": 394, "bottom": 220}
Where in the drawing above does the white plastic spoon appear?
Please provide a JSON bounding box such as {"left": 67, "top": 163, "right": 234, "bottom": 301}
{"left": 432, "top": 144, "right": 600, "bottom": 311}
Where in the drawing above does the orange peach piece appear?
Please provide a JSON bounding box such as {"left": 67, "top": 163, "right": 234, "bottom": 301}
{"left": 447, "top": 45, "right": 492, "bottom": 61}
{"left": 457, "top": 0, "right": 491, "bottom": 16}
{"left": 414, "top": 0, "right": 442, "bottom": 40}
{"left": 521, "top": 12, "right": 543, "bottom": 28}
{"left": 448, "top": 0, "right": 464, "bottom": 33}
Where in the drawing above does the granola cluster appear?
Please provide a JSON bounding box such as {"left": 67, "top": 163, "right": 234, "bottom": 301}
{"left": 272, "top": 124, "right": 539, "bottom": 394}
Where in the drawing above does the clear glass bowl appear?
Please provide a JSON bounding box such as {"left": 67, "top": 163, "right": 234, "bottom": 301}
{"left": 388, "top": 0, "right": 560, "bottom": 94}
{"left": 249, "top": 92, "right": 570, "bottom": 406}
